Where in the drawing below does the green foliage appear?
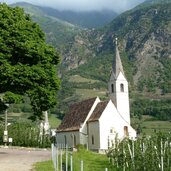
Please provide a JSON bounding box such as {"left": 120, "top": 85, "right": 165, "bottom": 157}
{"left": 0, "top": 4, "right": 60, "bottom": 119}
{"left": 0, "top": 121, "right": 51, "bottom": 147}
{"left": 108, "top": 133, "right": 171, "bottom": 171}
{"left": 34, "top": 160, "right": 54, "bottom": 171}
{"left": 131, "top": 98, "right": 171, "bottom": 120}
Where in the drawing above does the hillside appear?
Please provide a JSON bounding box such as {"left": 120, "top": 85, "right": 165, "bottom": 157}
{"left": 13, "top": 2, "right": 118, "bottom": 29}
{"left": 38, "top": 7, "right": 118, "bottom": 29}
{"left": 56, "top": 0, "right": 171, "bottom": 120}
{"left": 11, "top": 2, "right": 82, "bottom": 50}
{"left": 10, "top": 1, "right": 171, "bottom": 121}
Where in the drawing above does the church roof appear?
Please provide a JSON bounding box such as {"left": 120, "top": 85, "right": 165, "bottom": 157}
{"left": 57, "top": 97, "right": 97, "bottom": 132}
{"left": 88, "top": 101, "right": 109, "bottom": 122}
{"left": 112, "top": 39, "right": 125, "bottom": 78}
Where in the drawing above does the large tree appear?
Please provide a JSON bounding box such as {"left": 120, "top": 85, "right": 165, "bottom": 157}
{"left": 0, "top": 3, "right": 60, "bottom": 119}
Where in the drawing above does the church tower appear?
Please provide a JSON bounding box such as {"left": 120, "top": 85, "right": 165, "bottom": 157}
{"left": 108, "top": 38, "right": 130, "bottom": 124}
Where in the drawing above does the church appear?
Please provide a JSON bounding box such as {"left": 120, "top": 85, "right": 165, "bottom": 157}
{"left": 56, "top": 39, "right": 136, "bottom": 152}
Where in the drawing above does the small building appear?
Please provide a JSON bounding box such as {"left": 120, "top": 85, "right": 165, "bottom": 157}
{"left": 56, "top": 39, "right": 136, "bottom": 152}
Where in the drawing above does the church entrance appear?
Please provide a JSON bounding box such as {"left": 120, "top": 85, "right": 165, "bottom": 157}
{"left": 124, "top": 126, "right": 128, "bottom": 136}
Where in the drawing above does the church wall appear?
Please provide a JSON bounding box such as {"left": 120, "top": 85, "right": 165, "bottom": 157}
{"left": 80, "top": 97, "right": 100, "bottom": 135}
{"left": 56, "top": 131, "right": 80, "bottom": 147}
{"left": 99, "top": 100, "right": 136, "bottom": 149}
{"left": 88, "top": 121, "right": 100, "bottom": 150}
{"left": 115, "top": 72, "right": 130, "bottom": 124}
{"left": 99, "top": 101, "right": 119, "bottom": 150}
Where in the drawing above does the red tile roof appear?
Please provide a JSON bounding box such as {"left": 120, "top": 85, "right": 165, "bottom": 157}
{"left": 57, "top": 97, "right": 97, "bottom": 132}
{"left": 88, "top": 101, "right": 109, "bottom": 122}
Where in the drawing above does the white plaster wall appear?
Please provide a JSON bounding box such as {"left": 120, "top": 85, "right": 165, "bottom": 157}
{"left": 88, "top": 121, "right": 100, "bottom": 150}
{"left": 115, "top": 72, "right": 130, "bottom": 124}
{"left": 99, "top": 100, "right": 136, "bottom": 150}
{"left": 99, "top": 101, "right": 119, "bottom": 150}
{"left": 80, "top": 97, "right": 101, "bottom": 134}
{"left": 56, "top": 131, "right": 80, "bottom": 147}
{"left": 108, "top": 72, "right": 130, "bottom": 124}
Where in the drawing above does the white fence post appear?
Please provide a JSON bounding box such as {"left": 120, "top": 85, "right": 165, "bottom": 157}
{"left": 56, "top": 146, "right": 58, "bottom": 171}
{"left": 81, "top": 160, "right": 83, "bottom": 171}
{"left": 60, "top": 148, "right": 63, "bottom": 171}
{"left": 70, "top": 153, "right": 73, "bottom": 171}
{"left": 66, "top": 144, "right": 68, "bottom": 171}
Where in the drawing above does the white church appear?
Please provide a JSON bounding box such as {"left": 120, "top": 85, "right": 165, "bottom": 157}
{"left": 56, "top": 39, "right": 136, "bottom": 152}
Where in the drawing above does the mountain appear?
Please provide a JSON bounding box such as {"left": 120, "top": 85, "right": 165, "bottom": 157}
{"left": 11, "top": 1, "right": 171, "bottom": 115}
{"left": 12, "top": 2, "right": 118, "bottom": 29}
{"left": 11, "top": 2, "right": 82, "bottom": 49}
{"left": 56, "top": 0, "right": 171, "bottom": 102}
{"left": 38, "top": 7, "right": 118, "bottom": 29}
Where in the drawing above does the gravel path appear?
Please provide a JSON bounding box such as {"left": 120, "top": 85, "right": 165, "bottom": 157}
{"left": 0, "top": 147, "right": 51, "bottom": 171}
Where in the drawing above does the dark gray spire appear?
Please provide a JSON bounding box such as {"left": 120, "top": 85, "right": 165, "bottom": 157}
{"left": 112, "top": 38, "right": 125, "bottom": 78}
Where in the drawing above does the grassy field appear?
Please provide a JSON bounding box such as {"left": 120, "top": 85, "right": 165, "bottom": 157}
{"left": 69, "top": 75, "right": 100, "bottom": 83}
{"left": 34, "top": 160, "right": 54, "bottom": 171}
{"left": 76, "top": 88, "right": 106, "bottom": 100}
{"left": 0, "top": 112, "right": 61, "bottom": 129}
{"left": 34, "top": 148, "right": 114, "bottom": 171}
{"left": 131, "top": 115, "right": 171, "bottom": 135}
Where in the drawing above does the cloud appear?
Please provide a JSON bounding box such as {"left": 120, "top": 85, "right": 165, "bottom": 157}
{"left": 0, "top": 0, "right": 145, "bottom": 13}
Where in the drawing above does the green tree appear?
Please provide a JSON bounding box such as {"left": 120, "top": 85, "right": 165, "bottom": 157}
{"left": 0, "top": 4, "right": 60, "bottom": 119}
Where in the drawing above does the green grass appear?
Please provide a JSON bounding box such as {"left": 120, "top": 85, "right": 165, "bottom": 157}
{"left": 131, "top": 115, "right": 171, "bottom": 135}
{"left": 0, "top": 111, "right": 61, "bottom": 129}
{"left": 48, "top": 114, "right": 61, "bottom": 128}
{"left": 141, "top": 120, "right": 171, "bottom": 134}
{"left": 34, "top": 148, "right": 114, "bottom": 171}
{"left": 34, "top": 160, "right": 54, "bottom": 171}
{"left": 69, "top": 75, "right": 99, "bottom": 83}
{"left": 71, "top": 149, "right": 113, "bottom": 171}
{"left": 75, "top": 88, "right": 106, "bottom": 100}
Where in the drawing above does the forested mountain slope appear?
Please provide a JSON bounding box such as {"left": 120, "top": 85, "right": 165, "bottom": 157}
{"left": 12, "top": 1, "right": 171, "bottom": 120}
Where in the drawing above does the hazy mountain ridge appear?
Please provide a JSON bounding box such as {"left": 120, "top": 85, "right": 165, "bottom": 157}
{"left": 13, "top": 2, "right": 118, "bottom": 28}
{"left": 60, "top": 1, "right": 171, "bottom": 97}
{"left": 12, "top": 1, "right": 171, "bottom": 100}
{"left": 11, "top": 2, "right": 83, "bottom": 50}
{"left": 39, "top": 7, "right": 118, "bottom": 28}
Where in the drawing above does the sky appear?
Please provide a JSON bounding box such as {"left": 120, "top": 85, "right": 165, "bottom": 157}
{"left": 0, "top": 0, "right": 145, "bottom": 13}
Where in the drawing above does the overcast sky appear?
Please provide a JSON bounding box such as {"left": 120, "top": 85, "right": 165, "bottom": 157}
{"left": 0, "top": 0, "right": 145, "bottom": 13}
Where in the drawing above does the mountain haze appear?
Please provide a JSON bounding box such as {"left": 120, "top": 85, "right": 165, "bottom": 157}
{"left": 11, "top": 1, "right": 171, "bottom": 112}
{"left": 12, "top": 2, "right": 118, "bottom": 28}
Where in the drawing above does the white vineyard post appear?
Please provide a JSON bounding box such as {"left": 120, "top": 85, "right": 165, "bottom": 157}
{"left": 70, "top": 153, "right": 73, "bottom": 171}
{"left": 66, "top": 144, "right": 68, "bottom": 171}
{"left": 60, "top": 147, "right": 63, "bottom": 171}
{"left": 81, "top": 160, "right": 83, "bottom": 171}
{"left": 56, "top": 145, "right": 58, "bottom": 171}
{"left": 161, "top": 140, "right": 164, "bottom": 171}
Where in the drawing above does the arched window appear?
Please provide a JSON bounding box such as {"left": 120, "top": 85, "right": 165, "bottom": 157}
{"left": 120, "top": 83, "right": 124, "bottom": 92}
{"left": 64, "top": 135, "right": 67, "bottom": 146}
{"left": 74, "top": 135, "right": 76, "bottom": 146}
{"left": 92, "top": 135, "right": 94, "bottom": 145}
{"left": 124, "top": 126, "right": 128, "bottom": 136}
{"left": 111, "top": 84, "right": 114, "bottom": 93}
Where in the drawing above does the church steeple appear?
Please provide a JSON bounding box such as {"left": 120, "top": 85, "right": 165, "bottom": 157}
{"left": 108, "top": 37, "right": 130, "bottom": 124}
{"left": 112, "top": 38, "right": 125, "bottom": 79}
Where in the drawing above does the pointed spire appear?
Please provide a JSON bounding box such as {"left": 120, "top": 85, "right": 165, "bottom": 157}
{"left": 112, "top": 37, "right": 125, "bottom": 78}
